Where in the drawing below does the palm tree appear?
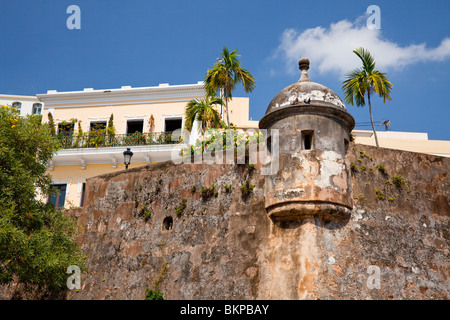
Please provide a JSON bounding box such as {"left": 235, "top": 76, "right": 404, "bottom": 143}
{"left": 184, "top": 95, "right": 223, "bottom": 139}
{"left": 342, "top": 48, "right": 393, "bottom": 147}
{"left": 204, "top": 47, "right": 255, "bottom": 128}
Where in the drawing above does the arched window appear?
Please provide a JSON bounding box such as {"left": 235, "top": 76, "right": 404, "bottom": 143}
{"left": 12, "top": 102, "right": 21, "bottom": 113}
{"left": 32, "top": 103, "right": 42, "bottom": 115}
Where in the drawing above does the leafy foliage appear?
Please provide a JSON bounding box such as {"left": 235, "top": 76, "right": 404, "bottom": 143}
{"left": 375, "top": 189, "right": 385, "bottom": 201}
{"left": 204, "top": 47, "right": 255, "bottom": 127}
{"left": 376, "top": 163, "right": 386, "bottom": 174}
{"left": 175, "top": 198, "right": 187, "bottom": 217}
{"left": 240, "top": 180, "right": 255, "bottom": 198}
{"left": 184, "top": 95, "right": 223, "bottom": 134}
{"left": 391, "top": 174, "right": 405, "bottom": 188}
{"left": 180, "top": 128, "right": 262, "bottom": 157}
{"left": 0, "top": 105, "right": 86, "bottom": 291}
{"left": 47, "top": 112, "right": 56, "bottom": 137}
{"left": 139, "top": 205, "right": 152, "bottom": 221}
{"left": 200, "top": 185, "right": 218, "bottom": 200}
{"left": 106, "top": 113, "right": 116, "bottom": 144}
{"left": 342, "top": 48, "right": 393, "bottom": 147}
{"left": 145, "top": 288, "right": 164, "bottom": 300}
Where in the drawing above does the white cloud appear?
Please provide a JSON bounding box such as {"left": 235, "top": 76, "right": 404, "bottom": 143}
{"left": 274, "top": 19, "right": 450, "bottom": 77}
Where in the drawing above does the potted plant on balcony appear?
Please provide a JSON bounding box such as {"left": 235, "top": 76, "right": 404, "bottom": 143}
{"left": 88, "top": 124, "right": 106, "bottom": 148}
{"left": 106, "top": 113, "right": 116, "bottom": 146}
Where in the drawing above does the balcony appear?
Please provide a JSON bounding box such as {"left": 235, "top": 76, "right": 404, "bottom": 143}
{"left": 49, "top": 132, "right": 186, "bottom": 169}
{"left": 57, "top": 132, "right": 179, "bottom": 149}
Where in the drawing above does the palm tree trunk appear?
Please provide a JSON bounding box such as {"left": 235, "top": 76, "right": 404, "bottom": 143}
{"left": 224, "top": 81, "right": 231, "bottom": 128}
{"left": 368, "top": 91, "right": 379, "bottom": 147}
{"left": 225, "top": 97, "right": 230, "bottom": 128}
{"left": 220, "top": 87, "right": 224, "bottom": 121}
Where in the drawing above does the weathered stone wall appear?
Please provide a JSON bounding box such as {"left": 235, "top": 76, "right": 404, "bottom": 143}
{"left": 2, "top": 144, "right": 448, "bottom": 300}
{"left": 67, "top": 160, "right": 268, "bottom": 300}
{"left": 258, "top": 144, "right": 449, "bottom": 299}
{"left": 61, "top": 143, "right": 448, "bottom": 300}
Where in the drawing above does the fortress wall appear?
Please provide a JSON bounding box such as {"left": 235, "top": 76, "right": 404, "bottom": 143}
{"left": 258, "top": 144, "right": 448, "bottom": 299}
{"left": 2, "top": 144, "right": 447, "bottom": 300}
{"left": 63, "top": 144, "right": 448, "bottom": 300}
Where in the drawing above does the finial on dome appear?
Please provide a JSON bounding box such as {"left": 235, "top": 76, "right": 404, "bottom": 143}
{"left": 298, "top": 57, "right": 310, "bottom": 82}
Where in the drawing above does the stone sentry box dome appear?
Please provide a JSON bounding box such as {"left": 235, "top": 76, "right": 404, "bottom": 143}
{"left": 259, "top": 57, "right": 355, "bottom": 222}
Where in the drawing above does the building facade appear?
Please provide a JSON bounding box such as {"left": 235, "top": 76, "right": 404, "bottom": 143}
{"left": 0, "top": 94, "right": 44, "bottom": 116}
{"left": 37, "top": 82, "right": 258, "bottom": 208}
{"left": 352, "top": 130, "right": 450, "bottom": 158}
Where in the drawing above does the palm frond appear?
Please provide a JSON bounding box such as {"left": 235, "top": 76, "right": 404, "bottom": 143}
{"left": 204, "top": 46, "right": 255, "bottom": 127}
{"left": 342, "top": 47, "right": 392, "bottom": 148}
{"left": 370, "top": 71, "right": 393, "bottom": 103}
{"left": 342, "top": 68, "right": 367, "bottom": 106}
{"left": 184, "top": 95, "right": 223, "bottom": 135}
{"left": 353, "top": 47, "right": 375, "bottom": 74}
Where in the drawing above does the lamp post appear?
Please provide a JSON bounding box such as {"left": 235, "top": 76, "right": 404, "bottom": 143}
{"left": 123, "top": 148, "right": 133, "bottom": 170}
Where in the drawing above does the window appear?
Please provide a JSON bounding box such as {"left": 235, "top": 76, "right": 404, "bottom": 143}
{"left": 32, "top": 103, "right": 42, "bottom": 115}
{"left": 302, "top": 130, "right": 314, "bottom": 150}
{"left": 80, "top": 182, "right": 86, "bottom": 207}
{"left": 58, "top": 122, "right": 75, "bottom": 137}
{"left": 58, "top": 122, "right": 75, "bottom": 147}
{"left": 126, "top": 119, "right": 144, "bottom": 135}
{"left": 48, "top": 184, "right": 67, "bottom": 209}
{"left": 89, "top": 121, "right": 107, "bottom": 132}
{"left": 12, "top": 102, "right": 21, "bottom": 113}
{"left": 164, "top": 118, "right": 182, "bottom": 133}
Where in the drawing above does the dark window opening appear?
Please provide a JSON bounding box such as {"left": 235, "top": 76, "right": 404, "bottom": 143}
{"left": 48, "top": 184, "right": 67, "bottom": 209}
{"left": 80, "top": 182, "right": 86, "bottom": 207}
{"left": 58, "top": 123, "right": 75, "bottom": 147}
{"left": 58, "top": 123, "right": 75, "bottom": 137}
{"left": 302, "top": 130, "right": 314, "bottom": 150}
{"left": 266, "top": 135, "right": 272, "bottom": 153}
{"left": 126, "top": 119, "right": 144, "bottom": 135}
{"left": 163, "top": 216, "right": 173, "bottom": 230}
{"left": 90, "top": 121, "right": 107, "bottom": 132}
{"left": 164, "top": 118, "right": 182, "bottom": 133}
{"left": 344, "top": 138, "right": 349, "bottom": 153}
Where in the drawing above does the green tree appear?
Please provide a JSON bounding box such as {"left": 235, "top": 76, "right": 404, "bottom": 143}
{"left": 204, "top": 47, "right": 255, "bottom": 128}
{"left": 342, "top": 48, "right": 393, "bottom": 147}
{"left": 184, "top": 95, "right": 223, "bottom": 138}
{"left": 74, "top": 120, "right": 84, "bottom": 148}
{"left": 106, "top": 113, "right": 116, "bottom": 145}
{"left": 0, "top": 105, "right": 86, "bottom": 292}
{"left": 47, "top": 112, "right": 56, "bottom": 137}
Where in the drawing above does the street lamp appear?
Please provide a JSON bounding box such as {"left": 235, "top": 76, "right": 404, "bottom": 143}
{"left": 123, "top": 148, "right": 133, "bottom": 170}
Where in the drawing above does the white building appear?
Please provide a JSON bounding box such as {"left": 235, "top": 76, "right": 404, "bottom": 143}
{"left": 0, "top": 94, "right": 44, "bottom": 116}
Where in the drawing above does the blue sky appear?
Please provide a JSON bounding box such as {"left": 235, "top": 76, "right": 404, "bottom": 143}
{"left": 1, "top": 0, "right": 449, "bottom": 140}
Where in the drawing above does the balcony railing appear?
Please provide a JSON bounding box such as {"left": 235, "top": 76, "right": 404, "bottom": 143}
{"left": 57, "top": 132, "right": 180, "bottom": 149}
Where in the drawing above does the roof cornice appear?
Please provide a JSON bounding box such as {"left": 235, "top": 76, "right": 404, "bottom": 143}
{"left": 0, "top": 94, "right": 39, "bottom": 101}
{"left": 37, "top": 83, "right": 205, "bottom": 102}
